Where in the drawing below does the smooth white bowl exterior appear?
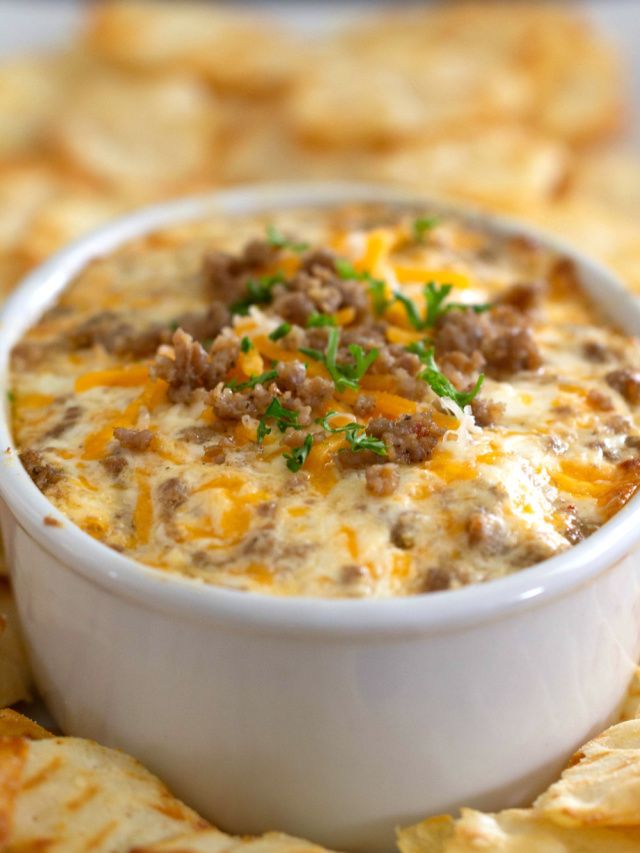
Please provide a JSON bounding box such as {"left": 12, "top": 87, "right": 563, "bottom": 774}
{"left": 2, "top": 184, "right": 640, "bottom": 852}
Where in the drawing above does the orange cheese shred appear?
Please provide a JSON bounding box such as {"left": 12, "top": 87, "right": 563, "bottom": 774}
{"left": 75, "top": 364, "right": 149, "bottom": 392}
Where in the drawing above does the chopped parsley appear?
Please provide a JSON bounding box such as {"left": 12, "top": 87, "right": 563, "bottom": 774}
{"left": 413, "top": 216, "right": 439, "bottom": 242}
{"left": 395, "top": 281, "right": 491, "bottom": 330}
{"left": 414, "top": 346, "right": 484, "bottom": 408}
{"left": 266, "top": 224, "right": 309, "bottom": 253}
{"left": 240, "top": 336, "right": 253, "bottom": 353}
{"left": 230, "top": 273, "right": 285, "bottom": 316}
{"left": 368, "top": 278, "right": 390, "bottom": 316}
{"left": 257, "top": 398, "right": 302, "bottom": 444}
{"left": 299, "top": 327, "right": 378, "bottom": 392}
{"left": 335, "top": 257, "right": 389, "bottom": 316}
{"left": 316, "top": 412, "right": 387, "bottom": 456}
{"left": 226, "top": 369, "right": 278, "bottom": 392}
{"left": 283, "top": 434, "right": 314, "bottom": 472}
{"left": 6, "top": 390, "right": 15, "bottom": 403}
{"left": 269, "top": 322, "right": 292, "bottom": 341}
{"left": 306, "top": 312, "right": 336, "bottom": 328}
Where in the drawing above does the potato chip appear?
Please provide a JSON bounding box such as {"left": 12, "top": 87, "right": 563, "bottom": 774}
{"left": 0, "top": 709, "right": 51, "bottom": 741}
{"left": 0, "top": 56, "right": 70, "bottom": 157}
{"left": 135, "top": 829, "right": 338, "bottom": 853}
{"left": 398, "top": 809, "right": 640, "bottom": 852}
{"left": 367, "top": 126, "right": 569, "bottom": 213}
{"left": 572, "top": 151, "right": 640, "bottom": 217}
{"left": 535, "top": 720, "right": 640, "bottom": 828}
{"left": 0, "top": 580, "right": 32, "bottom": 709}
{"left": 49, "top": 68, "right": 220, "bottom": 196}
{"left": 0, "top": 727, "right": 210, "bottom": 851}
{"left": 86, "top": 1, "right": 300, "bottom": 97}
{"left": 17, "top": 188, "right": 134, "bottom": 267}
{"left": 0, "top": 162, "right": 62, "bottom": 253}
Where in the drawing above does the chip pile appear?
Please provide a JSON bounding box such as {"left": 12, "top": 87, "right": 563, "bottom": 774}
{"left": 0, "top": 0, "right": 637, "bottom": 297}
{"left": 2, "top": 1, "right": 640, "bottom": 849}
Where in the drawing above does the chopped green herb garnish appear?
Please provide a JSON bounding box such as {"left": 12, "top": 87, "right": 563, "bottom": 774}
{"left": 257, "top": 398, "right": 302, "bottom": 445}
{"left": 300, "top": 327, "right": 378, "bottom": 392}
{"left": 283, "top": 434, "right": 314, "bottom": 472}
{"left": 266, "top": 224, "right": 309, "bottom": 253}
{"left": 6, "top": 390, "right": 15, "bottom": 403}
{"left": 240, "top": 336, "right": 253, "bottom": 353}
{"left": 413, "top": 216, "right": 439, "bottom": 242}
{"left": 316, "top": 412, "right": 387, "bottom": 456}
{"left": 395, "top": 281, "right": 492, "bottom": 330}
{"left": 306, "top": 312, "right": 336, "bottom": 328}
{"left": 269, "top": 322, "right": 292, "bottom": 341}
{"left": 368, "top": 278, "right": 389, "bottom": 316}
{"left": 416, "top": 347, "right": 484, "bottom": 408}
{"left": 335, "top": 258, "right": 388, "bottom": 316}
{"left": 335, "top": 258, "right": 361, "bottom": 280}
{"left": 230, "top": 273, "right": 285, "bottom": 316}
{"left": 168, "top": 319, "right": 180, "bottom": 332}
{"left": 226, "top": 369, "right": 278, "bottom": 392}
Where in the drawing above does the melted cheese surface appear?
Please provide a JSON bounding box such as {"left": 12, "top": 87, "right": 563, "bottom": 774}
{"left": 10, "top": 205, "right": 640, "bottom": 597}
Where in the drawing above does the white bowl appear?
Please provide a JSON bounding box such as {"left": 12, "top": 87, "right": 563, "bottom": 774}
{"left": 1, "top": 183, "right": 640, "bottom": 853}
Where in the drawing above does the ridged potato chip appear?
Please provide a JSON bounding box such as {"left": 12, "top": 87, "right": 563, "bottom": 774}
{"left": 0, "top": 56, "right": 69, "bottom": 157}
{"left": 535, "top": 720, "right": 640, "bottom": 828}
{"left": 135, "top": 830, "right": 339, "bottom": 853}
{"left": 368, "top": 126, "right": 570, "bottom": 212}
{"left": 0, "top": 727, "right": 209, "bottom": 851}
{"left": 49, "top": 69, "right": 220, "bottom": 196}
{"left": 86, "top": 0, "right": 300, "bottom": 97}
{"left": 398, "top": 809, "right": 640, "bottom": 853}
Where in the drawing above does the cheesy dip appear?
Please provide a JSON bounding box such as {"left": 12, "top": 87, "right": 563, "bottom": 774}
{"left": 10, "top": 205, "right": 640, "bottom": 597}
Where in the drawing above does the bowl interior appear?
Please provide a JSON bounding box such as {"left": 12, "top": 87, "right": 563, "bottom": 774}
{"left": 1, "top": 181, "right": 640, "bottom": 635}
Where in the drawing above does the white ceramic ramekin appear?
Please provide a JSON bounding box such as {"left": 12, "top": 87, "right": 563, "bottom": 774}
{"left": 1, "top": 184, "right": 640, "bottom": 853}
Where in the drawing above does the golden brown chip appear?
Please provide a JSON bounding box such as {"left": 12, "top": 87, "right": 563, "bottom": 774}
{"left": 399, "top": 808, "right": 640, "bottom": 852}
{"left": 0, "top": 579, "right": 32, "bottom": 709}
{"left": 49, "top": 68, "right": 220, "bottom": 197}
{"left": 0, "top": 162, "right": 62, "bottom": 253}
{"left": 85, "top": 0, "right": 300, "bottom": 97}
{"left": 0, "top": 709, "right": 51, "bottom": 741}
{"left": 619, "top": 669, "right": 640, "bottom": 723}
{"left": 572, "top": 151, "right": 640, "bottom": 217}
{"left": 17, "top": 188, "right": 135, "bottom": 268}
{"left": 0, "top": 56, "right": 70, "bottom": 157}
{"left": 0, "top": 732, "right": 209, "bottom": 851}
{"left": 135, "top": 829, "right": 338, "bottom": 853}
{"left": 535, "top": 720, "right": 640, "bottom": 828}
{"left": 365, "top": 126, "right": 569, "bottom": 213}
{"left": 397, "top": 814, "right": 455, "bottom": 853}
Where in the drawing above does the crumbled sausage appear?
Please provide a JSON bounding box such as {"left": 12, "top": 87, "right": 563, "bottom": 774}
{"left": 178, "top": 425, "right": 219, "bottom": 444}
{"left": 19, "top": 449, "right": 63, "bottom": 492}
{"left": 466, "top": 511, "right": 506, "bottom": 554}
{"left": 471, "top": 397, "right": 505, "bottom": 427}
{"left": 583, "top": 340, "right": 610, "bottom": 363}
{"left": 275, "top": 361, "right": 333, "bottom": 408}
{"left": 114, "top": 428, "right": 154, "bottom": 452}
{"left": 152, "top": 329, "right": 239, "bottom": 403}
{"left": 44, "top": 405, "right": 83, "bottom": 439}
{"left": 420, "top": 567, "right": 451, "bottom": 593}
{"left": 353, "top": 394, "right": 376, "bottom": 416}
{"left": 606, "top": 369, "right": 640, "bottom": 405}
{"left": 499, "top": 282, "right": 545, "bottom": 313}
{"left": 203, "top": 239, "right": 280, "bottom": 303}
{"left": 157, "top": 477, "right": 189, "bottom": 521}
{"left": 368, "top": 412, "right": 444, "bottom": 465}
{"left": 586, "top": 389, "right": 614, "bottom": 412}
{"left": 365, "top": 464, "right": 400, "bottom": 496}
{"left": 390, "top": 511, "right": 420, "bottom": 549}
{"left": 100, "top": 454, "right": 128, "bottom": 477}
{"left": 435, "top": 306, "right": 541, "bottom": 378}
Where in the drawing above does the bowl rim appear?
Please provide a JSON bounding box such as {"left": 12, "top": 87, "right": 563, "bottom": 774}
{"left": 1, "top": 180, "right": 640, "bottom": 637}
